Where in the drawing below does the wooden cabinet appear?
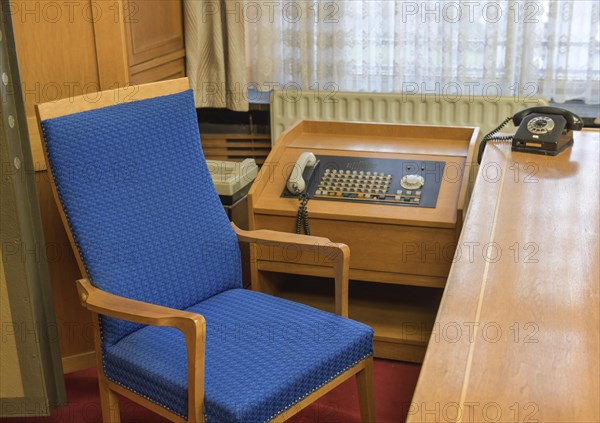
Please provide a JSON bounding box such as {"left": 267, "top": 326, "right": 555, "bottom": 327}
{"left": 94, "top": 0, "right": 186, "bottom": 86}
{"left": 12, "top": 0, "right": 185, "bottom": 373}
{"left": 13, "top": 0, "right": 185, "bottom": 168}
{"left": 125, "top": 0, "right": 186, "bottom": 83}
{"left": 126, "top": 1, "right": 184, "bottom": 65}
{"left": 248, "top": 120, "right": 478, "bottom": 362}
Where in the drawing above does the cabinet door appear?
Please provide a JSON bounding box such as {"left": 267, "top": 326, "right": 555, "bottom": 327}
{"left": 125, "top": 0, "right": 185, "bottom": 74}
{"left": 11, "top": 0, "right": 101, "bottom": 168}
{"left": 93, "top": 0, "right": 186, "bottom": 87}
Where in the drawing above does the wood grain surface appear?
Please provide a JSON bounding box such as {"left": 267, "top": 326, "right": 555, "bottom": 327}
{"left": 409, "top": 130, "right": 600, "bottom": 423}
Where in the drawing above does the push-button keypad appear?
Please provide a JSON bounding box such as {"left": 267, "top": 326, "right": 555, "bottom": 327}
{"left": 315, "top": 169, "right": 422, "bottom": 205}
{"left": 280, "top": 155, "right": 445, "bottom": 208}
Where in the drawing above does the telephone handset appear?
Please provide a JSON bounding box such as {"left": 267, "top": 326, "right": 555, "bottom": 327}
{"left": 477, "top": 107, "right": 583, "bottom": 163}
{"left": 286, "top": 152, "right": 317, "bottom": 195}
{"left": 286, "top": 152, "right": 318, "bottom": 235}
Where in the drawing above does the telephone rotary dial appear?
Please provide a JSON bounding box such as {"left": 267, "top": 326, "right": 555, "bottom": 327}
{"left": 527, "top": 116, "right": 555, "bottom": 134}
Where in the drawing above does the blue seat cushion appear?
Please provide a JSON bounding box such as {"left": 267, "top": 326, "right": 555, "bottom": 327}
{"left": 103, "top": 289, "right": 374, "bottom": 422}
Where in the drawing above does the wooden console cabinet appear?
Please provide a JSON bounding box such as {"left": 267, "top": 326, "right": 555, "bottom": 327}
{"left": 248, "top": 120, "right": 478, "bottom": 362}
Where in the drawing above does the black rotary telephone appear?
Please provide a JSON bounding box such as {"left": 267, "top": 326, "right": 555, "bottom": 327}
{"left": 477, "top": 107, "right": 583, "bottom": 163}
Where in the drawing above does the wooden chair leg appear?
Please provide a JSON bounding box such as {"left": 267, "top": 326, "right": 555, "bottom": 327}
{"left": 356, "top": 357, "right": 376, "bottom": 422}
{"left": 98, "top": 376, "right": 121, "bottom": 423}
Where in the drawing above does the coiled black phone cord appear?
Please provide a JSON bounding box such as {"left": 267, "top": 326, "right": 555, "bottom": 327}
{"left": 477, "top": 116, "right": 513, "bottom": 164}
{"left": 295, "top": 193, "right": 311, "bottom": 235}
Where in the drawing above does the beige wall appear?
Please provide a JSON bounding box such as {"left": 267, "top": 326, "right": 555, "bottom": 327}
{"left": 0, "top": 256, "right": 25, "bottom": 398}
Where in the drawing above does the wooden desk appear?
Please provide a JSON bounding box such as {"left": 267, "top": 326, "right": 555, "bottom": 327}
{"left": 408, "top": 130, "right": 600, "bottom": 423}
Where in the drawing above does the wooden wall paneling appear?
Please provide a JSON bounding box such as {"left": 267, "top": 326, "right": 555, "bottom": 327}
{"left": 13, "top": 0, "right": 185, "bottom": 373}
{"left": 92, "top": 0, "right": 131, "bottom": 88}
{"left": 124, "top": 0, "right": 185, "bottom": 82}
{"left": 11, "top": 0, "right": 101, "bottom": 169}
{"left": 11, "top": 0, "right": 103, "bottom": 372}
{"left": 129, "top": 57, "right": 185, "bottom": 85}
{"left": 93, "top": 0, "right": 186, "bottom": 88}
{"left": 35, "top": 175, "right": 96, "bottom": 372}
{"left": 124, "top": 0, "right": 185, "bottom": 66}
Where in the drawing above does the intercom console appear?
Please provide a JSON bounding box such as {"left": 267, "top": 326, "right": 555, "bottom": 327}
{"left": 248, "top": 120, "right": 478, "bottom": 362}
{"left": 281, "top": 154, "right": 445, "bottom": 208}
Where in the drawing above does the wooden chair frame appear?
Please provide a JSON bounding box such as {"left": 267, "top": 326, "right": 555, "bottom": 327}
{"left": 35, "top": 78, "right": 375, "bottom": 423}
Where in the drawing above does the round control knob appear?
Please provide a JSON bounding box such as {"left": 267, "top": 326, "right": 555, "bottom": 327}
{"left": 400, "top": 174, "right": 425, "bottom": 190}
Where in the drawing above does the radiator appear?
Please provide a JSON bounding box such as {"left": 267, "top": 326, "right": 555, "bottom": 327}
{"left": 270, "top": 90, "right": 547, "bottom": 143}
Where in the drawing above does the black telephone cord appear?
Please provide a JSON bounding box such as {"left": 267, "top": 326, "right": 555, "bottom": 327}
{"left": 477, "top": 116, "right": 513, "bottom": 164}
{"left": 295, "top": 194, "right": 311, "bottom": 235}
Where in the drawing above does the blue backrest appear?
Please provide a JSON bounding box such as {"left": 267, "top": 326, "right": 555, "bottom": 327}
{"left": 41, "top": 90, "right": 242, "bottom": 346}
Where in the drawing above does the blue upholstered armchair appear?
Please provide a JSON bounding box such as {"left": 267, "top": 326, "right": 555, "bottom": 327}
{"left": 36, "top": 79, "right": 375, "bottom": 423}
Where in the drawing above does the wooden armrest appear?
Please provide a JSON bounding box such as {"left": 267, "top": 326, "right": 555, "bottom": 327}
{"left": 232, "top": 224, "right": 350, "bottom": 317}
{"left": 76, "top": 278, "right": 206, "bottom": 421}
{"left": 76, "top": 278, "right": 205, "bottom": 332}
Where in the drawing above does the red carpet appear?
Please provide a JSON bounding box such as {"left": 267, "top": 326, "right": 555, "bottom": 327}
{"left": 5, "top": 359, "right": 419, "bottom": 422}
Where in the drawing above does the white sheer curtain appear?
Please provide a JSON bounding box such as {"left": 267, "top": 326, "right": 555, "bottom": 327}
{"left": 245, "top": 0, "right": 600, "bottom": 103}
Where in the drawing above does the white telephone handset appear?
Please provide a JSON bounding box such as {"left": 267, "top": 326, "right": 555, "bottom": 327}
{"left": 286, "top": 152, "right": 317, "bottom": 195}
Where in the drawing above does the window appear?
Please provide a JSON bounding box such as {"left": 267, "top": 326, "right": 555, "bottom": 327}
{"left": 245, "top": 0, "right": 600, "bottom": 103}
